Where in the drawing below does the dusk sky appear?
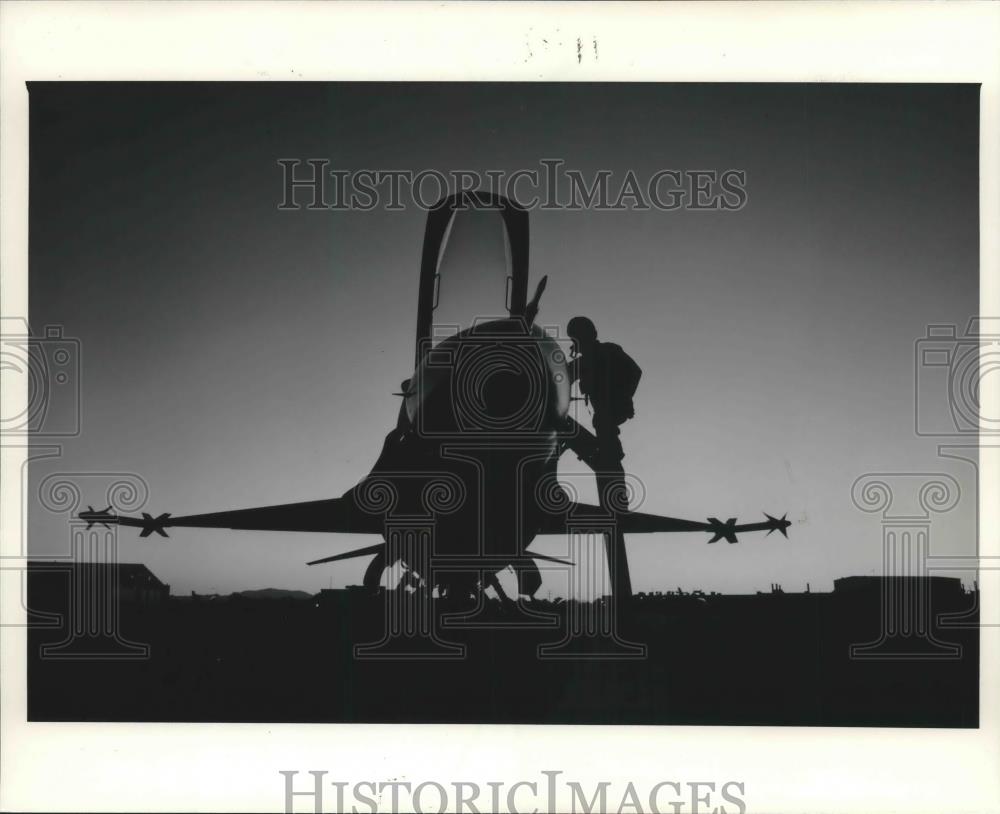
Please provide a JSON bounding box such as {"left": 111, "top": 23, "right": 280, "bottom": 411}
{"left": 29, "top": 83, "right": 979, "bottom": 596}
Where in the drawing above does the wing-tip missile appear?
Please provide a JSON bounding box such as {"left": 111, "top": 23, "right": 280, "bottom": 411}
{"left": 82, "top": 505, "right": 113, "bottom": 530}
{"left": 764, "top": 512, "right": 791, "bottom": 538}
{"left": 707, "top": 517, "right": 739, "bottom": 544}
{"left": 78, "top": 507, "right": 173, "bottom": 537}
{"left": 704, "top": 512, "right": 791, "bottom": 544}
{"left": 139, "top": 512, "right": 171, "bottom": 538}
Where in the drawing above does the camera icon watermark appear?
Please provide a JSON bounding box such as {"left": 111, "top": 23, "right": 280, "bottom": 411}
{"left": 914, "top": 317, "right": 1000, "bottom": 436}
{"left": 1, "top": 318, "right": 81, "bottom": 437}
{"left": 413, "top": 317, "right": 576, "bottom": 441}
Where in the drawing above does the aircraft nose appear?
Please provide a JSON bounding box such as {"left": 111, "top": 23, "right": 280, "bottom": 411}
{"left": 481, "top": 365, "right": 533, "bottom": 417}
{"left": 453, "top": 342, "right": 548, "bottom": 433}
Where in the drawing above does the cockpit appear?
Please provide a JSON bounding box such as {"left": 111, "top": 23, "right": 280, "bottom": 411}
{"left": 413, "top": 192, "right": 530, "bottom": 360}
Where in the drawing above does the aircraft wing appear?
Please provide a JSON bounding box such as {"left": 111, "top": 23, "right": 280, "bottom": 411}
{"left": 78, "top": 497, "right": 384, "bottom": 538}
{"left": 537, "top": 503, "right": 790, "bottom": 543}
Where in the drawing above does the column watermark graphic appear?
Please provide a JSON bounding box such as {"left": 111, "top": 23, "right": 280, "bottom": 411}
{"left": 31, "top": 472, "right": 154, "bottom": 660}
{"left": 349, "top": 472, "right": 466, "bottom": 661}
{"left": 850, "top": 473, "right": 962, "bottom": 660}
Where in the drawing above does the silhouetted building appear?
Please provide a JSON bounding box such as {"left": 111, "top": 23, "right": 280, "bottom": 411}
{"left": 315, "top": 585, "right": 369, "bottom": 608}
{"left": 28, "top": 561, "right": 170, "bottom": 611}
{"left": 119, "top": 563, "right": 170, "bottom": 603}
{"left": 833, "top": 575, "right": 965, "bottom": 600}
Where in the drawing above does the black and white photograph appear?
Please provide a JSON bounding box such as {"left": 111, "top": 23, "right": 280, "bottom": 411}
{"left": 21, "top": 80, "right": 983, "bottom": 729}
{"left": 2, "top": 4, "right": 999, "bottom": 814}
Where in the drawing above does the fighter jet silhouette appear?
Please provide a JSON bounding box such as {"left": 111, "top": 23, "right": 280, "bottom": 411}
{"left": 80, "top": 191, "right": 791, "bottom": 601}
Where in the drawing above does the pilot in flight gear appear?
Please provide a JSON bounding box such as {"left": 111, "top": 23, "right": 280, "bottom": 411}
{"left": 565, "top": 316, "right": 642, "bottom": 468}
{"left": 564, "top": 316, "right": 642, "bottom": 598}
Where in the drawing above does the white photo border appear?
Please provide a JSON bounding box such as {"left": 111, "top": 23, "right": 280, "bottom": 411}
{"left": 2, "top": 2, "right": 998, "bottom": 812}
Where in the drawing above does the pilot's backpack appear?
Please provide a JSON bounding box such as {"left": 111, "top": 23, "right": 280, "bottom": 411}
{"left": 602, "top": 343, "right": 643, "bottom": 424}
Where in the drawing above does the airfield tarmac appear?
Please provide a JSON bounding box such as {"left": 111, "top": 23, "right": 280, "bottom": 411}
{"left": 27, "top": 574, "right": 978, "bottom": 727}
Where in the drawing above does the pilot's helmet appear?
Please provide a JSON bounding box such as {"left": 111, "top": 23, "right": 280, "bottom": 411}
{"left": 567, "top": 316, "right": 598, "bottom": 344}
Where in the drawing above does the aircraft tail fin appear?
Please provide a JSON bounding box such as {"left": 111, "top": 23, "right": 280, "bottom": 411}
{"left": 307, "top": 542, "right": 384, "bottom": 567}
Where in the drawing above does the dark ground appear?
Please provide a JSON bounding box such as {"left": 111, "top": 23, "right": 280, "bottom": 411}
{"left": 25, "top": 568, "right": 979, "bottom": 727}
